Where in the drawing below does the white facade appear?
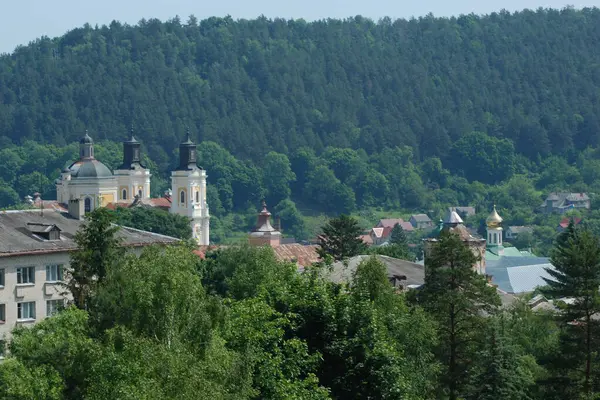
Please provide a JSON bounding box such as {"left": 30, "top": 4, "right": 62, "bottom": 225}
{"left": 57, "top": 176, "right": 118, "bottom": 214}
{"left": 170, "top": 168, "right": 210, "bottom": 245}
{"left": 487, "top": 227, "right": 503, "bottom": 247}
{"left": 114, "top": 168, "right": 151, "bottom": 201}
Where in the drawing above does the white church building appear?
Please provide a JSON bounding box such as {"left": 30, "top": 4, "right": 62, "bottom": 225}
{"left": 56, "top": 132, "right": 210, "bottom": 245}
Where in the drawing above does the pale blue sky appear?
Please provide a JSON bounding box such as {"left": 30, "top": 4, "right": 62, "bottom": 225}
{"left": 1, "top": 0, "right": 599, "bottom": 54}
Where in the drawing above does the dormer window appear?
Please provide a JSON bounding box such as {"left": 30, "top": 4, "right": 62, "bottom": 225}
{"left": 26, "top": 223, "right": 62, "bottom": 241}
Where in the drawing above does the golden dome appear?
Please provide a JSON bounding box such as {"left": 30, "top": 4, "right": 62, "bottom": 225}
{"left": 486, "top": 205, "right": 503, "bottom": 228}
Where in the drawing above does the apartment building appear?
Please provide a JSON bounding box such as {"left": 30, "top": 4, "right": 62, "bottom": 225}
{"left": 0, "top": 208, "right": 179, "bottom": 353}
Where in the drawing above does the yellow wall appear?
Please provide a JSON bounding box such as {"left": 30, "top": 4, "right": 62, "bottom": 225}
{"left": 100, "top": 193, "right": 114, "bottom": 207}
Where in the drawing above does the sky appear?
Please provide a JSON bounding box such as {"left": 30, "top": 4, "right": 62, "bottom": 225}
{"left": 1, "top": 0, "right": 600, "bottom": 54}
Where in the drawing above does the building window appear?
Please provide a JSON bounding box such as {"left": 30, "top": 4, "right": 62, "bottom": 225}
{"left": 46, "top": 299, "right": 64, "bottom": 317}
{"left": 0, "top": 268, "right": 4, "bottom": 287}
{"left": 180, "top": 190, "right": 185, "bottom": 204}
{"left": 17, "top": 301, "right": 36, "bottom": 320}
{"left": 46, "top": 265, "right": 64, "bottom": 282}
{"left": 84, "top": 197, "right": 92, "bottom": 213}
{"left": 196, "top": 191, "right": 199, "bottom": 203}
{"left": 138, "top": 189, "right": 142, "bottom": 198}
{"left": 122, "top": 189, "right": 127, "bottom": 200}
{"left": 0, "top": 304, "right": 5, "bottom": 323}
{"left": 17, "top": 267, "right": 35, "bottom": 284}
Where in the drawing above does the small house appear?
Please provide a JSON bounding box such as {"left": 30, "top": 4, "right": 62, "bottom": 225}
{"left": 409, "top": 214, "right": 433, "bottom": 229}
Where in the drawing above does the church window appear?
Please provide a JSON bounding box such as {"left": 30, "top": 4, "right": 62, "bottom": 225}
{"left": 138, "top": 189, "right": 142, "bottom": 198}
{"left": 196, "top": 191, "right": 199, "bottom": 203}
{"left": 122, "top": 189, "right": 127, "bottom": 200}
{"left": 84, "top": 197, "right": 91, "bottom": 213}
{"left": 180, "top": 190, "right": 185, "bottom": 204}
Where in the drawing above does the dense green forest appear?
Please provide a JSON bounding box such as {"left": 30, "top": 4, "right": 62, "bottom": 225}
{"left": 3, "top": 8, "right": 600, "bottom": 249}
{"left": 3, "top": 208, "right": 600, "bottom": 399}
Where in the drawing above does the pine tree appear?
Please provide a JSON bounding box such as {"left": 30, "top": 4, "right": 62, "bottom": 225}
{"left": 317, "top": 214, "right": 366, "bottom": 261}
{"left": 467, "top": 317, "right": 535, "bottom": 400}
{"left": 66, "top": 208, "right": 124, "bottom": 310}
{"left": 542, "top": 223, "right": 600, "bottom": 398}
{"left": 389, "top": 223, "right": 408, "bottom": 247}
{"left": 420, "top": 230, "right": 501, "bottom": 400}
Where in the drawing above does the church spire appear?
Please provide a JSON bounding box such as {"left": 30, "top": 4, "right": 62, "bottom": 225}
{"left": 79, "top": 130, "right": 94, "bottom": 159}
{"left": 177, "top": 130, "right": 198, "bottom": 170}
{"left": 120, "top": 126, "right": 142, "bottom": 169}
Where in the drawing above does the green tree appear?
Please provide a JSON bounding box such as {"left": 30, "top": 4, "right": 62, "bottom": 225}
{"left": 0, "top": 359, "right": 63, "bottom": 400}
{"left": 111, "top": 206, "right": 192, "bottom": 239}
{"left": 263, "top": 151, "right": 296, "bottom": 206}
{"left": 273, "top": 198, "right": 308, "bottom": 240}
{"left": 67, "top": 208, "right": 124, "bottom": 310}
{"left": 390, "top": 223, "right": 408, "bottom": 247}
{"left": 542, "top": 224, "right": 600, "bottom": 398}
{"left": 420, "top": 231, "right": 501, "bottom": 399}
{"left": 317, "top": 215, "right": 366, "bottom": 261}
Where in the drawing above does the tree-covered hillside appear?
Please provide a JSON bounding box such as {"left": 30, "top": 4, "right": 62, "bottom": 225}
{"left": 1, "top": 8, "right": 600, "bottom": 164}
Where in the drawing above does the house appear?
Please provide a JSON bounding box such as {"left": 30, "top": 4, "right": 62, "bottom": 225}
{"left": 0, "top": 208, "right": 180, "bottom": 341}
{"left": 369, "top": 227, "right": 392, "bottom": 245}
{"left": 449, "top": 206, "right": 476, "bottom": 219}
{"left": 505, "top": 226, "right": 534, "bottom": 240}
{"left": 557, "top": 217, "right": 582, "bottom": 233}
{"left": 376, "top": 218, "right": 405, "bottom": 229}
{"left": 542, "top": 192, "right": 590, "bottom": 214}
{"left": 409, "top": 214, "right": 433, "bottom": 229}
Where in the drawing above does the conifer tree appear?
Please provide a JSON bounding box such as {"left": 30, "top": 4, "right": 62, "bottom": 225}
{"left": 66, "top": 208, "right": 123, "bottom": 310}
{"left": 389, "top": 223, "right": 408, "bottom": 247}
{"left": 542, "top": 223, "right": 600, "bottom": 398}
{"left": 317, "top": 215, "right": 366, "bottom": 261}
{"left": 420, "top": 230, "right": 500, "bottom": 400}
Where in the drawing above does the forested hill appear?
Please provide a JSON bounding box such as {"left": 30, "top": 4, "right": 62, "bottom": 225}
{"left": 1, "top": 8, "right": 600, "bottom": 164}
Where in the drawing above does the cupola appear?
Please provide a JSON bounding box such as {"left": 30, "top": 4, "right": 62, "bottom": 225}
{"left": 79, "top": 131, "right": 94, "bottom": 159}
{"left": 120, "top": 127, "right": 144, "bottom": 169}
{"left": 177, "top": 131, "right": 199, "bottom": 171}
{"left": 486, "top": 205, "right": 503, "bottom": 229}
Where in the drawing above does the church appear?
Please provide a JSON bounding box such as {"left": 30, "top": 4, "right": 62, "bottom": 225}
{"left": 55, "top": 132, "right": 210, "bottom": 245}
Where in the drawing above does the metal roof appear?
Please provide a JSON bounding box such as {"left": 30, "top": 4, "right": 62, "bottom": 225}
{"left": 325, "top": 255, "right": 425, "bottom": 287}
{"left": 0, "top": 209, "right": 179, "bottom": 256}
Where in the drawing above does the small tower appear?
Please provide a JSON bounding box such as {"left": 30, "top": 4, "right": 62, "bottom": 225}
{"left": 169, "top": 133, "right": 210, "bottom": 245}
{"left": 248, "top": 201, "right": 282, "bottom": 247}
{"left": 79, "top": 132, "right": 94, "bottom": 159}
{"left": 486, "top": 205, "right": 504, "bottom": 256}
{"left": 114, "top": 128, "right": 151, "bottom": 201}
{"left": 423, "top": 208, "right": 487, "bottom": 275}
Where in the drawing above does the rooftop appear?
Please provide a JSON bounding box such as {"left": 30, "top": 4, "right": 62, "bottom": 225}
{"left": 0, "top": 209, "right": 179, "bottom": 257}
{"left": 325, "top": 255, "right": 425, "bottom": 287}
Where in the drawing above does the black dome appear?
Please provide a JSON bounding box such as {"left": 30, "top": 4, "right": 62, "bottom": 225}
{"left": 80, "top": 133, "right": 93, "bottom": 144}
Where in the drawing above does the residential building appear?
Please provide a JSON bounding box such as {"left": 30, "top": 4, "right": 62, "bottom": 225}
{"left": 541, "top": 192, "right": 590, "bottom": 214}
{"left": 557, "top": 216, "right": 582, "bottom": 233}
{"left": 409, "top": 214, "right": 433, "bottom": 229}
{"left": 505, "top": 226, "right": 534, "bottom": 240}
{"left": 0, "top": 208, "right": 179, "bottom": 340}
{"left": 56, "top": 132, "right": 210, "bottom": 245}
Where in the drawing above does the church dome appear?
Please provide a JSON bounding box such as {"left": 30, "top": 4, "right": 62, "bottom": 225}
{"left": 486, "top": 205, "right": 503, "bottom": 228}
{"left": 69, "top": 159, "right": 113, "bottom": 179}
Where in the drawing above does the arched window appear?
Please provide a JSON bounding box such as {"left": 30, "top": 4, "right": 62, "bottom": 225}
{"left": 195, "top": 191, "right": 199, "bottom": 203}
{"left": 122, "top": 189, "right": 127, "bottom": 200}
{"left": 180, "top": 190, "right": 185, "bottom": 204}
{"left": 138, "top": 189, "right": 142, "bottom": 198}
{"left": 84, "top": 197, "right": 92, "bottom": 213}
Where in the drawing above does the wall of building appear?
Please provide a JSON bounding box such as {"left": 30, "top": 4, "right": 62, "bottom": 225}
{"left": 0, "top": 247, "right": 146, "bottom": 341}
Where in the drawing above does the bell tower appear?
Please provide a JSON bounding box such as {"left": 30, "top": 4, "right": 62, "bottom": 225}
{"left": 169, "top": 133, "right": 210, "bottom": 245}
{"left": 486, "top": 205, "right": 504, "bottom": 256}
{"left": 114, "top": 128, "right": 151, "bottom": 201}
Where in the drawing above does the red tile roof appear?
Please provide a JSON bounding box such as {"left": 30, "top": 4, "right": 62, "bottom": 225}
{"left": 273, "top": 244, "right": 320, "bottom": 267}
{"left": 377, "top": 218, "right": 405, "bottom": 228}
{"left": 559, "top": 217, "right": 582, "bottom": 228}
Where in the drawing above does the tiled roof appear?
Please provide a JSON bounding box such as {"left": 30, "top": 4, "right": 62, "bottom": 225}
{"left": 0, "top": 209, "right": 179, "bottom": 257}
{"left": 399, "top": 221, "right": 415, "bottom": 232}
{"left": 377, "top": 218, "right": 405, "bottom": 228}
{"left": 272, "top": 244, "right": 320, "bottom": 267}
{"left": 559, "top": 217, "right": 582, "bottom": 228}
